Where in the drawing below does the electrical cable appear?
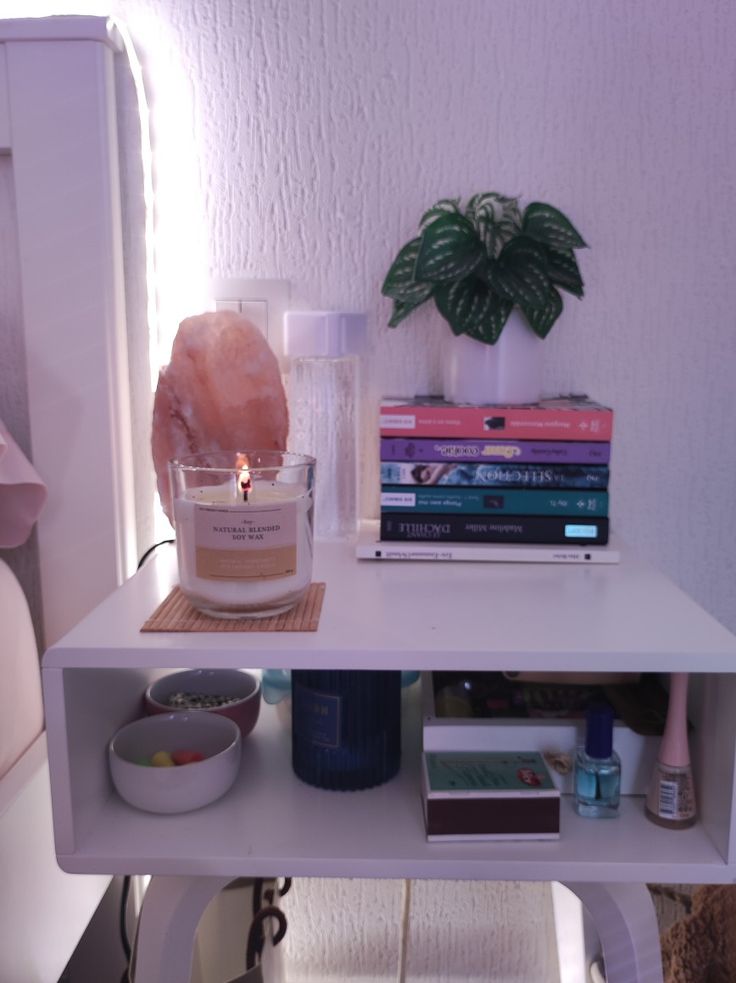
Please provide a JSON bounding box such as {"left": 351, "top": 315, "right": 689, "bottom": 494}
{"left": 119, "top": 874, "right": 132, "bottom": 966}
{"left": 136, "top": 538, "right": 175, "bottom": 570}
{"left": 396, "top": 878, "right": 412, "bottom": 983}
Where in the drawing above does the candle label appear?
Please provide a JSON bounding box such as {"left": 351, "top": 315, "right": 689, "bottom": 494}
{"left": 194, "top": 503, "right": 297, "bottom": 581}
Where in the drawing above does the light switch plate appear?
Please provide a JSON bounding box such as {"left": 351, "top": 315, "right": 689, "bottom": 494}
{"left": 210, "top": 278, "right": 290, "bottom": 363}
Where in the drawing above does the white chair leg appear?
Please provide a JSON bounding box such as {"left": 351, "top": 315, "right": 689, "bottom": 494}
{"left": 562, "top": 882, "right": 664, "bottom": 983}
{"left": 551, "top": 882, "right": 589, "bottom": 983}
{"left": 132, "top": 875, "right": 234, "bottom": 983}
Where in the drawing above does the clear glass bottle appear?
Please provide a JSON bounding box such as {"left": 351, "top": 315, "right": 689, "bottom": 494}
{"left": 283, "top": 311, "right": 366, "bottom": 541}
{"left": 574, "top": 703, "right": 621, "bottom": 818}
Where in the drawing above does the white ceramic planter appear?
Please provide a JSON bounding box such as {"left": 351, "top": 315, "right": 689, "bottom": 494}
{"left": 442, "top": 310, "right": 544, "bottom": 405}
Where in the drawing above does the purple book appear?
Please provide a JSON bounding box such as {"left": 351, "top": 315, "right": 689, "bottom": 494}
{"left": 380, "top": 438, "right": 611, "bottom": 465}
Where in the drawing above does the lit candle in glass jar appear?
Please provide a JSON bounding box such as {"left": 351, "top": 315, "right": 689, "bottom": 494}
{"left": 170, "top": 451, "right": 315, "bottom": 618}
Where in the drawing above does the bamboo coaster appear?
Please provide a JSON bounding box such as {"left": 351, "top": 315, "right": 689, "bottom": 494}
{"left": 141, "top": 582, "right": 326, "bottom": 633}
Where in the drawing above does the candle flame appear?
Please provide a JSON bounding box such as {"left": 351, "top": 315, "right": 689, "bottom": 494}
{"left": 235, "top": 453, "right": 252, "bottom": 502}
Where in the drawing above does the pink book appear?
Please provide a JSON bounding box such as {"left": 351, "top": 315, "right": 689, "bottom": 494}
{"left": 380, "top": 396, "right": 613, "bottom": 441}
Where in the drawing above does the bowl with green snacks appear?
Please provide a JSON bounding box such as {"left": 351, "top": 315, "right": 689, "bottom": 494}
{"left": 144, "top": 668, "right": 261, "bottom": 738}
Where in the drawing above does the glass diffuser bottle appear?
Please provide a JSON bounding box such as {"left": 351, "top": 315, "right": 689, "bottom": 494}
{"left": 283, "top": 311, "right": 366, "bottom": 541}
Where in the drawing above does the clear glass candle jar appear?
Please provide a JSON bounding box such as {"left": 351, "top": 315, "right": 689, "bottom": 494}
{"left": 169, "top": 450, "right": 315, "bottom": 619}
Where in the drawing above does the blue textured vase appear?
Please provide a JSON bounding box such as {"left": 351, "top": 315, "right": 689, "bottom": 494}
{"left": 291, "top": 670, "right": 402, "bottom": 790}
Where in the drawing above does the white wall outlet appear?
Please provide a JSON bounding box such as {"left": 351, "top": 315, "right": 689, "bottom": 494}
{"left": 210, "top": 278, "right": 291, "bottom": 363}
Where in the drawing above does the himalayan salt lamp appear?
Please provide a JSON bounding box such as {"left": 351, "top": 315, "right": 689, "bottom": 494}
{"left": 152, "top": 310, "right": 288, "bottom": 523}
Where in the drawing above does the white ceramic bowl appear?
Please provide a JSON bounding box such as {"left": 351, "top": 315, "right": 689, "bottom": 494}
{"left": 109, "top": 712, "right": 241, "bottom": 814}
{"left": 144, "top": 669, "right": 261, "bottom": 739}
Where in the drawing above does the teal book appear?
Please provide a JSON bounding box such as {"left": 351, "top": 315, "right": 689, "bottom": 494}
{"left": 422, "top": 751, "right": 560, "bottom": 840}
{"left": 381, "top": 486, "right": 608, "bottom": 516}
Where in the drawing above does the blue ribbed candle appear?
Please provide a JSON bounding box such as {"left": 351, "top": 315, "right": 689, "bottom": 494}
{"left": 291, "top": 670, "right": 401, "bottom": 790}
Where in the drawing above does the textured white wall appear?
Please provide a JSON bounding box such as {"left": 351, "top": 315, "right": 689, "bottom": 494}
{"left": 107, "top": 3, "right": 733, "bottom": 978}
{"left": 280, "top": 878, "right": 560, "bottom": 983}
{"left": 4, "top": 0, "right": 736, "bottom": 978}
{"left": 111, "top": 0, "right": 736, "bottom": 633}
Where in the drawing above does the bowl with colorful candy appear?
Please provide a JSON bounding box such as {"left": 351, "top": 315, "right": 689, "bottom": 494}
{"left": 108, "top": 711, "right": 241, "bottom": 813}
{"left": 144, "top": 668, "right": 261, "bottom": 738}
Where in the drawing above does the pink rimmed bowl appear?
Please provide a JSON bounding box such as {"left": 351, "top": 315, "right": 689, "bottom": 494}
{"left": 144, "top": 668, "right": 261, "bottom": 739}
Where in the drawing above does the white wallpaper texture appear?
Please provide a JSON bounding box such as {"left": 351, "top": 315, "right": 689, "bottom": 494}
{"left": 112, "top": 0, "right": 736, "bottom": 632}
{"left": 3, "top": 0, "right": 736, "bottom": 978}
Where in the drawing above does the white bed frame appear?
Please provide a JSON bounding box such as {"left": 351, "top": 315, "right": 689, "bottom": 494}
{"left": 0, "top": 14, "right": 137, "bottom": 649}
{"left": 0, "top": 16, "right": 138, "bottom": 980}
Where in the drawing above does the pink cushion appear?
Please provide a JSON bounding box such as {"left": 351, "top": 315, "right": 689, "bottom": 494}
{"left": 0, "top": 420, "right": 47, "bottom": 548}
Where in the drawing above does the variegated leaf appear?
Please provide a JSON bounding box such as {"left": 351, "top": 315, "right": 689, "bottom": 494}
{"left": 474, "top": 214, "right": 503, "bottom": 258}
{"left": 521, "top": 286, "right": 563, "bottom": 338}
{"left": 388, "top": 294, "right": 429, "bottom": 327}
{"left": 522, "top": 202, "right": 587, "bottom": 250}
{"left": 434, "top": 278, "right": 512, "bottom": 344}
{"left": 466, "top": 192, "right": 522, "bottom": 257}
{"left": 491, "top": 237, "right": 550, "bottom": 309}
{"left": 381, "top": 238, "right": 434, "bottom": 305}
{"left": 546, "top": 246, "right": 584, "bottom": 298}
{"left": 414, "top": 214, "right": 485, "bottom": 283}
{"left": 465, "top": 295, "right": 514, "bottom": 345}
{"left": 465, "top": 192, "right": 521, "bottom": 225}
{"left": 419, "top": 198, "right": 461, "bottom": 231}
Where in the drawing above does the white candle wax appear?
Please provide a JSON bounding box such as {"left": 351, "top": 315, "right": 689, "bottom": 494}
{"left": 174, "top": 479, "right": 313, "bottom": 617}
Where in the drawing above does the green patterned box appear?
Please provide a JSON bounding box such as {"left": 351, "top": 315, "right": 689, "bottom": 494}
{"left": 422, "top": 751, "right": 560, "bottom": 841}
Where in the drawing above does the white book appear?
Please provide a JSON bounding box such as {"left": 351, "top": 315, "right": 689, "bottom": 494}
{"left": 355, "top": 520, "right": 621, "bottom": 564}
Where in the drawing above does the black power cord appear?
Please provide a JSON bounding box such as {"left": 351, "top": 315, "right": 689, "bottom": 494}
{"left": 136, "top": 538, "right": 175, "bottom": 570}
{"left": 119, "top": 875, "right": 132, "bottom": 967}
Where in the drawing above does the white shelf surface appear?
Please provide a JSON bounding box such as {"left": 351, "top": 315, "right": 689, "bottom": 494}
{"left": 44, "top": 540, "right": 736, "bottom": 673}
{"left": 53, "top": 696, "right": 730, "bottom": 883}
{"left": 41, "top": 538, "right": 736, "bottom": 883}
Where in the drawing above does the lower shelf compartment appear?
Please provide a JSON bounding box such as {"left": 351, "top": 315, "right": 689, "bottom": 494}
{"left": 47, "top": 681, "right": 734, "bottom": 882}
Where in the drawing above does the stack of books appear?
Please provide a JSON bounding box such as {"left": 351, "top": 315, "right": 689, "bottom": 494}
{"left": 375, "top": 394, "right": 614, "bottom": 559}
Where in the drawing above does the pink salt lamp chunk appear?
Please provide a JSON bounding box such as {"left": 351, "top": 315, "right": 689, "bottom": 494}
{"left": 152, "top": 310, "right": 289, "bottom": 523}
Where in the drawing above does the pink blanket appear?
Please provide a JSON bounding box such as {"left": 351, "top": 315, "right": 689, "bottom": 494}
{"left": 0, "top": 420, "right": 47, "bottom": 548}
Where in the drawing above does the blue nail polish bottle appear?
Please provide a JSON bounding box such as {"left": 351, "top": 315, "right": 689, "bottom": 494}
{"left": 574, "top": 703, "right": 621, "bottom": 818}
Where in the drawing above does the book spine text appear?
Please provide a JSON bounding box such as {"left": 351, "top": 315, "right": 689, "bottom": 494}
{"left": 379, "top": 462, "right": 609, "bottom": 489}
{"left": 380, "top": 513, "right": 609, "bottom": 545}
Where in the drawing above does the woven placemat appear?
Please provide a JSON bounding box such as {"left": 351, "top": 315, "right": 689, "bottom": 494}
{"left": 141, "top": 582, "right": 326, "bottom": 633}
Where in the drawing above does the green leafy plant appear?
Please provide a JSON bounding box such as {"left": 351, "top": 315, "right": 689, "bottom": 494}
{"left": 382, "top": 193, "right": 587, "bottom": 345}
